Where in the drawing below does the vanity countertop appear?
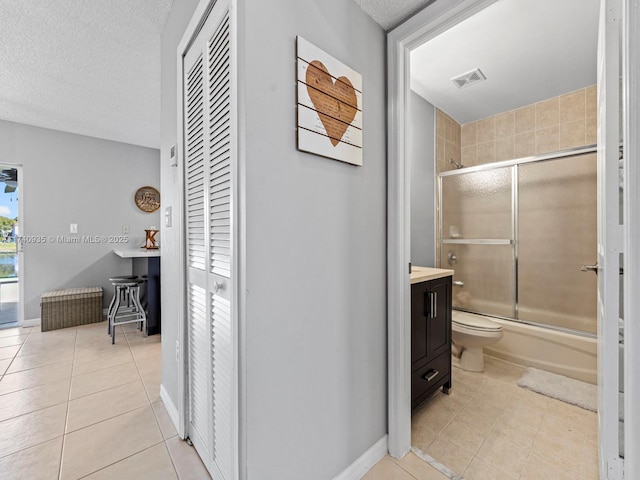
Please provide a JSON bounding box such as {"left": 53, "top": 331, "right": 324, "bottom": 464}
{"left": 410, "top": 266, "right": 454, "bottom": 284}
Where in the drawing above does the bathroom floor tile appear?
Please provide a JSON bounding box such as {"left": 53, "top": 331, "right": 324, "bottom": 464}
{"left": 0, "top": 377, "right": 70, "bottom": 423}
{"left": 411, "top": 356, "right": 599, "bottom": 480}
{"left": 0, "top": 362, "right": 73, "bottom": 395}
{"left": 362, "top": 455, "right": 416, "bottom": 480}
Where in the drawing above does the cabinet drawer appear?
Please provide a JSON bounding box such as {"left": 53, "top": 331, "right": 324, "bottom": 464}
{"left": 411, "top": 352, "right": 450, "bottom": 408}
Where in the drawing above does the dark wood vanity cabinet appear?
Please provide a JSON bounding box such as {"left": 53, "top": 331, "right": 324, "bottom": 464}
{"left": 411, "top": 275, "right": 452, "bottom": 409}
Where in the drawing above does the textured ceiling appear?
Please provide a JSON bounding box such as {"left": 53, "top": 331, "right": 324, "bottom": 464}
{"left": 0, "top": 0, "right": 173, "bottom": 149}
{"left": 353, "top": 0, "right": 434, "bottom": 31}
{"left": 410, "top": 0, "right": 599, "bottom": 124}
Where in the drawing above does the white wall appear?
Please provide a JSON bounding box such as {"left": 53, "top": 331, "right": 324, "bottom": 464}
{"left": 160, "top": 0, "right": 387, "bottom": 478}
{"left": 159, "top": 0, "right": 200, "bottom": 424}
{"left": 409, "top": 91, "right": 436, "bottom": 267}
{"left": 0, "top": 120, "right": 160, "bottom": 319}
{"left": 242, "top": 0, "right": 387, "bottom": 478}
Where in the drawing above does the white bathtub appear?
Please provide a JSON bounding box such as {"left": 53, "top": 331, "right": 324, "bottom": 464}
{"left": 455, "top": 311, "right": 598, "bottom": 384}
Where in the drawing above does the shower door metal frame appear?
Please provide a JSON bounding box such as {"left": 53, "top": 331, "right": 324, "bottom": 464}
{"left": 438, "top": 145, "right": 598, "bottom": 336}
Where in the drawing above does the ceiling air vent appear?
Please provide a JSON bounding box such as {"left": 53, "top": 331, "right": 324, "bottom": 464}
{"left": 451, "top": 68, "right": 486, "bottom": 89}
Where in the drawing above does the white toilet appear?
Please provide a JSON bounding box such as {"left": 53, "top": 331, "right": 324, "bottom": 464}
{"left": 452, "top": 311, "right": 503, "bottom": 372}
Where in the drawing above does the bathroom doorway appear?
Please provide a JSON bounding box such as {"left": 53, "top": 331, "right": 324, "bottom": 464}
{"left": 387, "top": 0, "right": 634, "bottom": 478}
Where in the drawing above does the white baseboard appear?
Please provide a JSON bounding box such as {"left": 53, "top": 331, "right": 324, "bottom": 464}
{"left": 22, "top": 317, "right": 41, "bottom": 327}
{"left": 333, "top": 435, "right": 388, "bottom": 480}
{"left": 160, "top": 384, "right": 184, "bottom": 439}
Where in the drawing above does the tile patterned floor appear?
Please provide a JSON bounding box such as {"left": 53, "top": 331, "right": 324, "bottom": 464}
{"left": 0, "top": 322, "right": 211, "bottom": 480}
{"left": 409, "top": 356, "right": 599, "bottom": 480}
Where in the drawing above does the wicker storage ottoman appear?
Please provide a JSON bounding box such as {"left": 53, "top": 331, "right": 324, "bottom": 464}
{"left": 41, "top": 287, "right": 103, "bottom": 332}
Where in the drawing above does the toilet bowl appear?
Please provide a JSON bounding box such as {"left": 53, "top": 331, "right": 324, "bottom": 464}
{"left": 452, "top": 311, "right": 503, "bottom": 372}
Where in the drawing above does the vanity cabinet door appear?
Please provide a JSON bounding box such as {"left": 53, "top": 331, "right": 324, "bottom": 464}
{"left": 426, "top": 277, "right": 451, "bottom": 360}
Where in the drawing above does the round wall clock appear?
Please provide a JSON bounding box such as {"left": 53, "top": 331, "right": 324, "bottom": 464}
{"left": 135, "top": 186, "right": 160, "bottom": 213}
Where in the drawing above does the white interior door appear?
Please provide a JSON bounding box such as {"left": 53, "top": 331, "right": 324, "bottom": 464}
{"left": 183, "top": 1, "right": 235, "bottom": 478}
{"left": 596, "top": 0, "right": 624, "bottom": 477}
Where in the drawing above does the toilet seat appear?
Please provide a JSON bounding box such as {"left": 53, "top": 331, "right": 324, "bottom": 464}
{"left": 452, "top": 313, "right": 502, "bottom": 332}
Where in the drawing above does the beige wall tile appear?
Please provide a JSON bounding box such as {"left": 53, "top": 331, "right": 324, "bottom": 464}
{"left": 515, "top": 105, "right": 536, "bottom": 134}
{"left": 436, "top": 109, "right": 445, "bottom": 138}
{"left": 461, "top": 145, "right": 478, "bottom": 167}
{"left": 477, "top": 141, "right": 496, "bottom": 164}
{"left": 535, "top": 126, "right": 559, "bottom": 154}
{"left": 495, "top": 111, "right": 515, "bottom": 139}
{"left": 559, "top": 89, "right": 586, "bottom": 124}
{"left": 461, "top": 122, "right": 477, "bottom": 147}
{"left": 585, "top": 85, "right": 597, "bottom": 117}
{"left": 453, "top": 120, "right": 461, "bottom": 145}
{"left": 477, "top": 117, "right": 495, "bottom": 143}
{"left": 445, "top": 140, "right": 461, "bottom": 164}
{"left": 559, "top": 120, "right": 586, "bottom": 149}
{"left": 495, "top": 136, "right": 515, "bottom": 161}
{"left": 436, "top": 136, "right": 445, "bottom": 164}
{"left": 536, "top": 97, "right": 560, "bottom": 129}
{"left": 586, "top": 116, "right": 597, "bottom": 144}
{"left": 514, "top": 132, "right": 536, "bottom": 158}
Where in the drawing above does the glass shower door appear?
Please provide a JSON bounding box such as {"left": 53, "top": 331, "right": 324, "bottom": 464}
{"left": 518, "top": 153, "right": 597, "bottom": 334}
{"left": 440, "top": 167, "right": 515, "bottom": 318}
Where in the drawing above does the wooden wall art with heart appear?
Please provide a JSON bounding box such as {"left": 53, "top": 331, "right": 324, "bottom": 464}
{"left": 296, "top": 36, "right": 363, "bottom": 166}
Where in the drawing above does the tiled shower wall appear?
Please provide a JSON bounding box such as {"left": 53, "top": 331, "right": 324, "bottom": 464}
{"left": 435, "top": 85, "right": 597, "bottom": 174}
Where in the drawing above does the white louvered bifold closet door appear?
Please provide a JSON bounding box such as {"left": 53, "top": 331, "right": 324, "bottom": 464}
{"left": 183, "top": 1, "right": 235, "bottom": 478}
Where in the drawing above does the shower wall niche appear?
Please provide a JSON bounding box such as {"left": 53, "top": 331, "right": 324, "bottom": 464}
{"left": 439, "top": 151, "right": 597, "bottom": 335}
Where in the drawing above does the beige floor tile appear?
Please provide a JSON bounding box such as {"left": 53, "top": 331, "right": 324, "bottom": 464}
{"left": 500, "top": 399, "right": 545, "bottom": 431}
{"left": 0, "top": 327, "right": 31, "bottom": 338}
{"left": 0, "top": 344, "right": 20, "bottom": 360}
{"left": 361, "top": 455, "right": 416, "bottom": 480}
{"left": 412, "top": 391, "right": 466, "bottom": 434}
{"left": 60, "top": 406, "right": 163, "bottom": 479}
{"left": 70, "top": 361, "right": 140, "bottom": 399}
{"left": 529, "top": 431, "right": 584, "bottom": 471}
{"left": 18, "top": 338, "right": 76, "bottom": 356}
{"left": 165, "top": 435, "right": 212, "bottom": 480}
{"left": 130, "top": 342, "right": 161, "bottom": 361}
{"left": 143, "top": 379, "right": 161, "bottom": 403}
{"left": 463, "top": 457, "right": 518, "bottom": 480}
{"left": 66, "top": 380, "right": 149, "bottom": 433}
{"left": 0, "top": 436, "right": 62, "bottom": 480}
{"left": 0, "top": 377, "right": 70, "bottom": 422}
{"left": 0, "top": 403, "right": 67, "bottom": 457}
{"left": 454, "top": 399, "right": 502, "bottom": 432}
{"left": 0, "top": 361, "right": 73, "bottom": 395}
{"left": 0, "top": 358, "right": 10, "bottom": 376}
{"left": 520, "top": 454, "right": 579, "bottom": 480}
{"left": 425, "top": 435, "right": 473, "bottom": 476}
{"left": 82, "top": 443, "right": 177, "bottom": 480}
{"left": 411, "top": 421, "right": 439, "bottom": 452}
{"left": 488, "top": 414, "right": 539, "bottom": 452}
{"left": 7, "top": 351, "right": 74, "bottom": 374}
{"left": 72, "top": 348, "right": 134, "bottom": 376}
{"left": 152, "top": 399, "right": 178, "bottom": 440}
{"left": 440, "top": 416, "right": 491, "bottom": 454}
{"left": 73, "top": 342, "right": 131, "bottom": 362}
{"left": 475, "top": 428, "right": 530, "bottom": 478}
{"left": 394, "top": 452, "right": 449, "bottom": 480}
{"left": 0, "top": 334, "right": 29, "bottom": 348}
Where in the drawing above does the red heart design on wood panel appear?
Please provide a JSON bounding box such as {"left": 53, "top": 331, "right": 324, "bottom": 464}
{"left": 305, "top": 60, "right": 358, "bottom": 147}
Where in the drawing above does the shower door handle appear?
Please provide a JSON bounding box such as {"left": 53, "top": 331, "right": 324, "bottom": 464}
{"left": 581, "top": 263, "right": 598, "bottom": 275}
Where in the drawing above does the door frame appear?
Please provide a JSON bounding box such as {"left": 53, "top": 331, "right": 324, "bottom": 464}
{"left": 386, "top": 0, "right": 639, "bottom": 468}
{"left": 175, "top": 0, "right": 245, "bottom": 478}
{"left": 386, "top": 0, "right": 501, "bottom": 457}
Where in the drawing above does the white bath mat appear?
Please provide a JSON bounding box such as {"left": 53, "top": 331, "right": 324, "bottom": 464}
{"left": 517, "top": 367, "right": 597, "bottom": 412}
